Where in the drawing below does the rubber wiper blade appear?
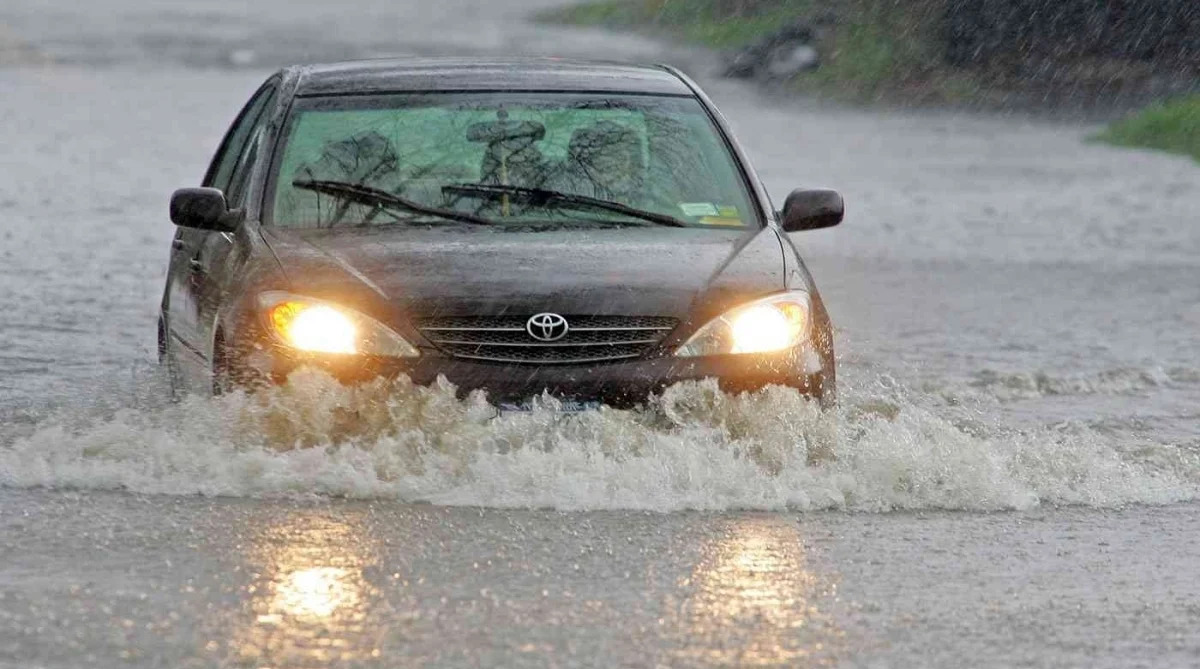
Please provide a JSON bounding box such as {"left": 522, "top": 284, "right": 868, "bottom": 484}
{"left": 442, "top": 183, "right": 690, "bottom": 228}
{"left": 293, "top": 179, "right": 495, "bottom": 226}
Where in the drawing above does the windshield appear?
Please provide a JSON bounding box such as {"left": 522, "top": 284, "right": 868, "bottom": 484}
{"left": 268, "top": 93, "right": 758, "bottom": 229}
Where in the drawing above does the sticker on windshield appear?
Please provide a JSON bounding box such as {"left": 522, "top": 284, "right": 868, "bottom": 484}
{"left": 679, "top": 202, "right": 719, "bottom": 217}
{"left": 699, "top": 216, "right": 744, "bottom": 227}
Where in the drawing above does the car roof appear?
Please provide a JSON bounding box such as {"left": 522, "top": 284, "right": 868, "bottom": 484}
{"left": 286, "top": 57, "right": 695, "bottom": 97}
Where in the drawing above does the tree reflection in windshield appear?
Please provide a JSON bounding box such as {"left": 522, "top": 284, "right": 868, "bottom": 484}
{"left": 293, "top": 131, "right": 400, "bottom": 225}
{"left": 556, "top": 120, "right": 645, "bottom": 202}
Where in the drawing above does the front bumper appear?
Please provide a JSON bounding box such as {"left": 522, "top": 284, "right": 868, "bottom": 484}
{"left": 244, "top": 345, "right": 832, "bottom": 408}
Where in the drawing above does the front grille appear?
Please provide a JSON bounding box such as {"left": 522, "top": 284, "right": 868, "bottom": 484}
{"left": 416, "top": 314, "right": 678, "bottom": 365}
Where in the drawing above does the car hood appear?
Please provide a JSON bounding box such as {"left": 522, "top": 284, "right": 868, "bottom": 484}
{"left": 260, "top": 225, "right": 786, "bottom": 323}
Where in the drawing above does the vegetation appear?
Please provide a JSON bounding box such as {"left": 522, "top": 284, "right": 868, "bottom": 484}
{"left": 540, "top": 0, "right": 816, "bottom": 50}
{"left": 1095, "top": 96, "right": 1200, "bottom": 162}
{"left": 537, "top": 0, "right": 979, "bottom": 104}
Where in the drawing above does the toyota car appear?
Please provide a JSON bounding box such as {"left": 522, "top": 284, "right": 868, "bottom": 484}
{"left": 159, "top": 58, "right": 843, "bottom": 409}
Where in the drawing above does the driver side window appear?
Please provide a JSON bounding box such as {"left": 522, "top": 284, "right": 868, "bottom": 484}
{"left": 205, "top": 83, "right": 277, "bottom": 198}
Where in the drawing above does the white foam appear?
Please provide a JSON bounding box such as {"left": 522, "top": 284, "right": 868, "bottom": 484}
{"left": 1, "top": 370, "right": 1196, "bottom": 511}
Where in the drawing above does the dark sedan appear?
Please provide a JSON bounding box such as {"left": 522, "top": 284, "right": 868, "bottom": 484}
{"left": 159, "top": 58, "right": 842, "bottom": 408}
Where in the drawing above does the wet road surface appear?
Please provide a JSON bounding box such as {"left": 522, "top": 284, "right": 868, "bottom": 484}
{"left": 3, "top": 490, "right": 1199, "bottom": 668}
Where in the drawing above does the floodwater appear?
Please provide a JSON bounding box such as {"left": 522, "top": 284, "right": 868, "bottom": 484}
{"left": 1, "top": 0, "right": 1199, "bottom": 666}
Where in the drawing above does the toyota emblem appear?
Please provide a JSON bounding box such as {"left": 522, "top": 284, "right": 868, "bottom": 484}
{"left": 527, "top": 313, "right": 569, "bottom": 342}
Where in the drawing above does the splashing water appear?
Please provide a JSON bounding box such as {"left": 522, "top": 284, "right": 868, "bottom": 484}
{"left": 1, "top": 369, "right": 1196, "bottom": 511}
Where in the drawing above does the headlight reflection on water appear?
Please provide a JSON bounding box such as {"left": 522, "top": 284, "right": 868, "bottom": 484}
{"left": 268, "top": 566, "right": 361, "bottom": 621}
{"left": 232, "top": 512, "right": 380, "bottom": 667}
{"left": 669, "top": 516, "right": 844, "bottom": 667}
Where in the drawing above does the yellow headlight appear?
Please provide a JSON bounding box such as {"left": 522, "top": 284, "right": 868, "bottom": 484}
{"left": 268, "top": 301, "right": 358, "bottom": 354}
{"left": 258, "top": 292, "right": 420, "bottom": 358}
{"left": 730, "top": 303, "right": 806, "bottom": 354}
{"left": 675, "top": 291, "right": 811, "bottom": 357}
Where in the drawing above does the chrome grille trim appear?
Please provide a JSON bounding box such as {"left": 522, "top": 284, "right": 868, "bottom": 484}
{"left": 441, "top": 351, "right": 644, "bottom": 365}
{"left": 570, "top": 326, "right": 675, "bottom": 332}
{"left": 419, "top": 326, "right": 673, "bottom": 331}
{"left": 432, "top": 338, "right": 662, "bottom": 348}
{"left": 419, "top": 327, "right": 528, "bottom": 332}
{"left": 416, "top": 314, "right": 678, "bottom": 365}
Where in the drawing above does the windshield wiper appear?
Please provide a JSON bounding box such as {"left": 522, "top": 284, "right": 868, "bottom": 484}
{"left": 293, "top": 179, "right": 496, "bottom": 226}
{"left": 442, "top": 183, "right": 690, "bottom": 228}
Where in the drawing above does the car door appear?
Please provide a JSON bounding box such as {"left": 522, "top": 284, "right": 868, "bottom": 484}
{"left": 166, "top": 82, "right": 277, "bottom": 374}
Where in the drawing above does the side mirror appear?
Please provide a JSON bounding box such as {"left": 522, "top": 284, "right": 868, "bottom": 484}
{"left": 779, "top": 188, "right": 843, "bottom": 232}
{"left": 170, "top": 187, "right": 241, "bottom": 232}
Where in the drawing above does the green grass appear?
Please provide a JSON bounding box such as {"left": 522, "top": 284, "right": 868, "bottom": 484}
{"left": 538, "top": 0, "right": 977, "bottom": 104}
{"left": 539, "top": 0, "right": 815, "bottom": 50}
{"left": 1095, "top": 96, "right": 1200, "bottom": 162}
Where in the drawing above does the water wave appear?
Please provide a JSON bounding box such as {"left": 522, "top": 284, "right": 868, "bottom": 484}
{"left": 919, "top": 365, "right": 1200, "bottom": 404}
{"left": 1, "top": 369, "right": 1196, "bottom": 511}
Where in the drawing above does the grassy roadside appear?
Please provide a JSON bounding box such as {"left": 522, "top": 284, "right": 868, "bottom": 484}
{"left": 537, "top": 0, "right": 980, "bottom": 105}
{"left": 1094, "top": 96, "right": 1200, "bottom": 162}
{"left": 540, "top": 0, "right": 817, "bottom": 50}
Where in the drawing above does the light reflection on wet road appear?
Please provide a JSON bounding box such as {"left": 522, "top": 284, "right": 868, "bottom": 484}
{"left": 4, "top": 491, "right": 1199, "bottom": 667}
{"left": 666, "top": 516, "right": 840, "bottom": 667}
{"left": 233, "top": 512, "right": 379, "bottom": 666}
{"left": 225, "top": 510, "right": 842, "bottom": 667}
